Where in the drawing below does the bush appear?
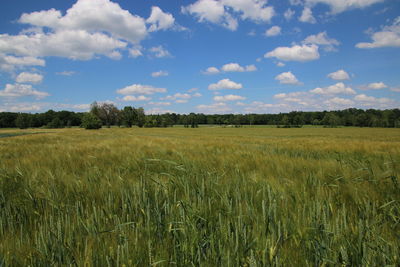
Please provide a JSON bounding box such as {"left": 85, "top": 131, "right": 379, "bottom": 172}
{"left": 81, "top": 113, "right": 102, "bottom": 129}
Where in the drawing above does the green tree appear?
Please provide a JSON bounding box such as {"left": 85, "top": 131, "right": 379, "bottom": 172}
{"left": 81, "top": 113, "right": 102, "bottom": 129}
{"left": 15, "top": 113, "right": 30, "bottom": 129}
{"left": 121, "top": 106, "right": 137, "bottom": 128}
{"left": 136, "top": 107, "right": 145, "bottom": 128}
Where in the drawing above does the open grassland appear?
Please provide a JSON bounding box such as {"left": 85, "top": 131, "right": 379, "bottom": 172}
{"left": 0, "top": 127, "right": 399, "bottom": 266}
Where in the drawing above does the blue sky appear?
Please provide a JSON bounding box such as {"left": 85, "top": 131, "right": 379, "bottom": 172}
{"left": 0, "top": 0, "right": 399, "bottom": 114}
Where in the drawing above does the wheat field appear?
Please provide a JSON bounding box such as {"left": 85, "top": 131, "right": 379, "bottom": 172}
{"left": 0, "top": 127, "right": 399, "bottom": 266}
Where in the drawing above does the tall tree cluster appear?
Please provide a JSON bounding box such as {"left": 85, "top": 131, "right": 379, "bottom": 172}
{"left": 0, "top": 106, "right": 399, "bottom": 129}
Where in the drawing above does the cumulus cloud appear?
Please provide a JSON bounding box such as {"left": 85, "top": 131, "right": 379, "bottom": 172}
{"left": 304, "top": 0, "right": 384, "bottom": 14}
{"left": 0, "top": 54, "right": 45, "bottom": 71}
{"left": 122, "top": 95, "right": 151, "bottom": 102}
{"left": 151, "top": 70, "right": 169, "bottom": 77}
{"left": 275, "top": 71, "right": 302, "bottom": 85}
{"left": 182, "top": 0, "right": 238, "bottom": 30}
{"left": 213, "top": 94, "right": 246, "bottom": 101}
{"left": 117, "top": 84, "right": 167, "bottom": 95}
{"left": 356, "top": 17, "right": 400, "bottom": 48}
{"left": 221, "top": 63, "right": 257, "bottom": 72}
{"left": 163, "top": 93, "right": 192, "bottom": 100}
{"left": 327, "top": 69, "right": 350, "bottom": 80}
{"left": 147, "top": 6, "right": 175, "bottom": 32}
{"left": 324, "top": 97, "right": 355, "bottom": 106}
{"left": 265, "top": 26, "right": 281, "bottom": 37}
{"left": 360, "top": 82, "right": 388, "bottom": 90}
{"left": 146, "top": 107, "right": 174, "bottom": 114}
{"left": 182, "top": 0, "right": 274, "bottom": 31}
{"left": 299, "top": 7, "right": 316, "bottom": 23}
{"left": 15, "top": 72, "right": 43, "bottom": 84}
{"left": 148, "top": 101, "right": 171, "bottom": 106}
{"left": 265, "top": 44, "right": 319, "bottom": 62}
{"left": 284, "top": 9, "right": 295, "bottom": 20}
{"left": 0, "top": 83, "right": 49, "bottom": 99}
{"left": 208, "top": 78, "right": 243, "bottom": 90}
{"left": 354, "top": 94, "right": 394, "bottom": 107}
{"left": 0, "top": 0, "right": 183, "bottom": 65}
{"left": 302, "top": 32, "right": 340, "bottom": 51}
{"left": 0, "top": 30, "right": 127, "bottom": 61}
{"left": 203, "top": 66, "right": 220, "bottom": 74}
{"left": 391, "top": 87, "right": 400, "bottom": 92}
{"left": 310, "top": 82, "right": 356, "bottom": 95}
{"left": 18, "top": 0, "right": 147, "bottom": 43}
{"left": 197, "top": 102, "right": 232, "bottom": 113}
{"left": 149, "top": 46, "right": 172, "bottom": 58}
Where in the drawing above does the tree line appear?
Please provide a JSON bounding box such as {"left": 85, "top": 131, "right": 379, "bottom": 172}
{"left": 1, "top": 102, "right": 399, "bottom": 129}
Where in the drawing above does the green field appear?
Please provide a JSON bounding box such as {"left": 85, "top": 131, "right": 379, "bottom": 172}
{"left": 0, "top": 127, "right": 399, "bottom": 266}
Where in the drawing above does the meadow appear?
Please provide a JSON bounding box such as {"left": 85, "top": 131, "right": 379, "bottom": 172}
{"left": 0, "top": 127, "right": 399, "bottom": 266}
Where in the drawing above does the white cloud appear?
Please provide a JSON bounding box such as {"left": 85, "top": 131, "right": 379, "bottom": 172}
{"left": 129, "top": 48, "right": 143, "bottom": 58}
{"left": 122, "top": 95, "right": 151, "bottom": 102}
{"left": 304, "top": 0, "right": 384, "bottom": 14}
{"left": 299, "top": 7, "right": 316, "bottom": 23}
{"left": 203, "top": 66, "right": 220, "bottom": 74}
{"left": 276, "top": 62, "right": 285, "bottom": 67}
{"left": 265, "top": 44, "right": 320, "bottom": 62}
{"left": 275, "top": 71, "right": 302, "bottom": 85}
{"left": 19, "top": 0, "right": 147, "bottom": 43}
{"left": 265, "top": 26, "right": 281, "bottom": 37}
{"left": 208, "top": 78, "right": 243, "bottom": 90}
{"left": 151, "top": 70, "right": 169, "bottom": 77}
{"left": 284, "top": 9, "right": 295, "bottom": 20}
{"left": 193, "top": 92, "right": 202, "bottom": 97}
{"left": 0, "top": 30, "right": 127, "bottom": 61}
{"left": 56, "top": 71, "right": 76, "bottom": 76}
{"left": 15, "top": 72, "right": 43, "bottom": 84}
{"left": 302, "top": 32, "right": 339, "bottom": 51}
{"left": 182, "top": 0, "right": 238, "bottom": 31}
{"left": 310, "top": 82, "right": 356, "bottom": 95}
{"left": 196, "top": 102, "right": 232, "bottom": 113}
{"left": 175, "top": 99, "right": 188, "bottom": 103}
{"left": 391, "top": 87, "right": 400, "bottom": 92}
{"left": 0, "top": 54, "right": 45, "bottom": 71}
{"left": 221, "top": 63, "right": 257, "bottom": 72}
{"left": 213, "top": 94, "right": 246, "bottom": 101}
{"left": 164, "top": 93, "right": 192, "bottom": 100}
{"left": 0, "top": 83, "right": 49, "bottom": 99}
{"left": 356, "top": 17, "right": 400, "bottom": 48}
{"left": 327, "top": 69, "right": 350, "bottom": 80}
{"left": 354, "top": 94, "right": 394, "bottom": 107}
{"left": 149, "top": 46, "right": 171, "bottom": 58}
{"left": 324, "top": 97, "right": 355, "bottom": 106}
{"left": 147, "top": 6, "right": 175, "bottom": 32}
{"left": 117, "top": 84, "right": 167, "bottom": 95}
{"left": 146, "top": 107, "right": 174, "bottom": 114}
{"left": 222, "top": 0, "right": 275, "bottom": 22}
{"left": 182, "top": 0, "right": 274, "bottom": 31}
{"left": 360, "top": 82, "right": 387, "bottom": 90}
{"left": 148, "top": 101, "right": 171, "bottom": 106}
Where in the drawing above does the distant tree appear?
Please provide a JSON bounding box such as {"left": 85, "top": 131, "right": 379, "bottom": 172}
{"left": 136, "top": 107, "right": 145, "bottom": 128}
{"left": 91, "top": 102, "right": 119, "bottom": 127}
{"left": 322, "top": 113, "right": 340, "bottom": 127}
{"left": 281, "top": 115, "right": 290, "bottom": 127}
{"left": 81, "top": 113, "right": 102, "bottom": 129}
{"left": 121, "top": 106, "right": 137, "bottom": 128}
{"left": 15, "top": 113, "right": 30, "bottom": 129}
{"left": 47, "top": 117, "right": 64, "bottom": 128}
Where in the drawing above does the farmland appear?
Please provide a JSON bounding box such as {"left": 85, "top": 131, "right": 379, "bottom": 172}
{"left": 0, "top": 127, "right": 399, "bottom": 266}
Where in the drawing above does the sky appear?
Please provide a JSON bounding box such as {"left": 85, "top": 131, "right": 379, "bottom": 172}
{"left": 0, "top": 0, "right": 399, "bottom": 114}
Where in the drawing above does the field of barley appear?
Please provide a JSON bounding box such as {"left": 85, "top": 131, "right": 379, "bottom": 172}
{"left": 0, "top": 127, "right": 399, "bottom": 266}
